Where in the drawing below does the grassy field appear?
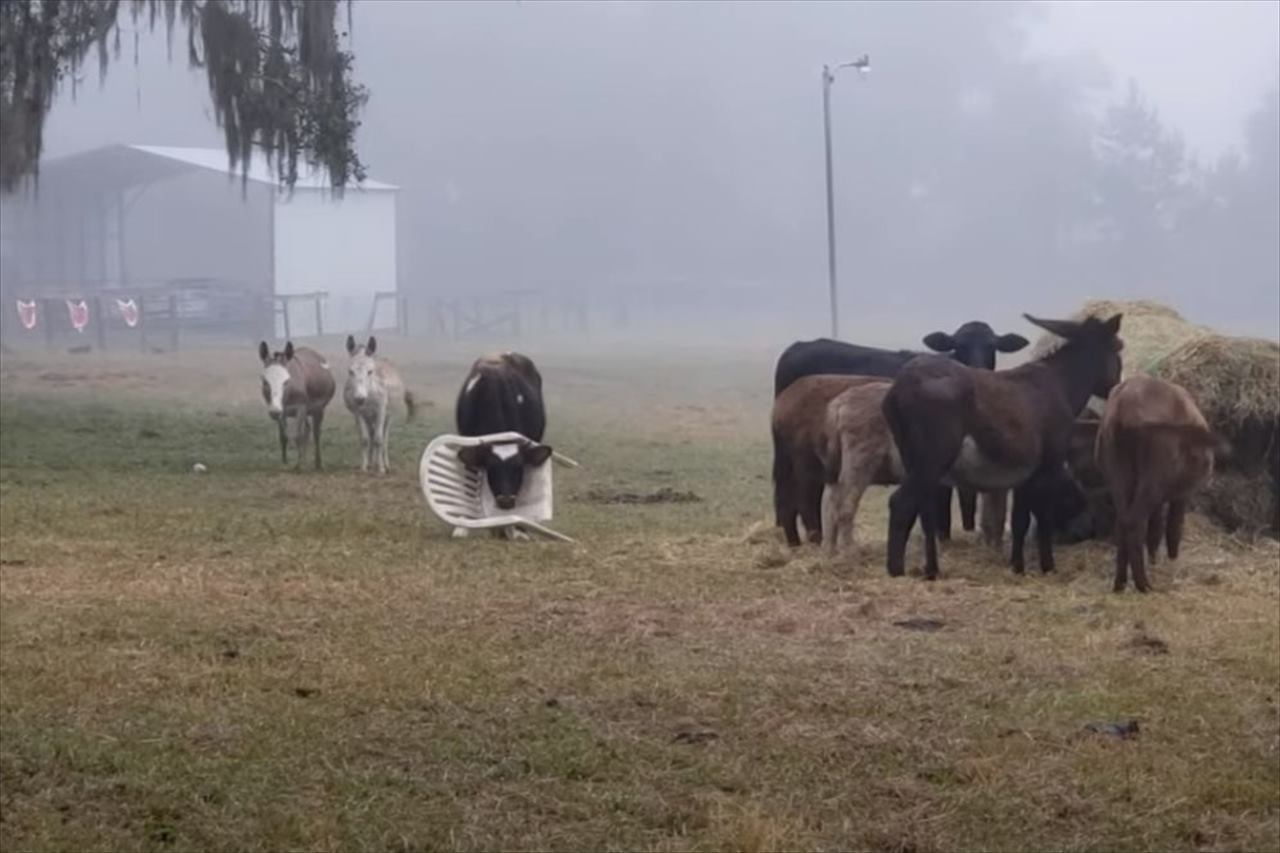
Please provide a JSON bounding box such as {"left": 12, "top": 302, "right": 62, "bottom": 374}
{"left": 1, "top": 339, "right": 1277, "bottom": 853}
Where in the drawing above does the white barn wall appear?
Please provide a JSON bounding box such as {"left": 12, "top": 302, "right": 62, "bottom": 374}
{"left": 273, "top": 189, "right": 398, "bottom": 337}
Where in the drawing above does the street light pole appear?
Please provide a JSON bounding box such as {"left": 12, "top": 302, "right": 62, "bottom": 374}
{"left": 821, "top": 55, "right": 870, "bottom": 341}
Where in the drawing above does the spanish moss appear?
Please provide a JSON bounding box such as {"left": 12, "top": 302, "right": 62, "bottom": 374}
{"left": 0, "top": 0, "right": 367, "bottom": 194}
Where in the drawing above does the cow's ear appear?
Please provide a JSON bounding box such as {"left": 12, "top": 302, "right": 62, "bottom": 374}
{"left": 996, "top": 333, "right": 1029, "bottom": 353}
{"left": 346, "top": 335, "right": 356, "bottom": 355}
{"left": 284, "top": 341, "right": 295, "bottom": 360}
{"left": 523, "top": 444, "right": 553, "bottom": 467}
{"left": 457, "top": 445, "right": 490, "bottom": 469}
{"left": 366, "top": 336, "right": 377, "bottom": 356}
{"left": 923, "top": 332, "right": 955, "bottom": 353}
{"left": 258, "top": 341, "right": 270, "bottom": 364}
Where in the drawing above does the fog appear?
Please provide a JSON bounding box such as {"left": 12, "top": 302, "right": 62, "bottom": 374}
{"left": 18, "top": 0, "right": 1280, "bottom": 346}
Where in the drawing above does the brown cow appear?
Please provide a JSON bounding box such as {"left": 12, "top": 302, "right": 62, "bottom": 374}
{"left": 771, "top": 374, "right": 886, "bottom": 546}
{"left": 1096, "top": 375, "right": 1221, "bottom": 593}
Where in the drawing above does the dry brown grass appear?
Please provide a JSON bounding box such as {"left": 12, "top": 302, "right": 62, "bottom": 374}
{"left": 2, "top": 339, "right": 1278, "bottom": 852}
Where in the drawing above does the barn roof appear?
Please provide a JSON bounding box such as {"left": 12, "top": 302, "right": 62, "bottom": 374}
{"left": 34, "top": 144, "right": 398, "bottom": 194}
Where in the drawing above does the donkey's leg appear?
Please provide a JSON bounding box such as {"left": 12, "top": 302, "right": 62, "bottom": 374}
{"left": 376, "top": 405, "right": 390, "bottom": 474}
{"left": 355, "top": 414, "right": 371, "bottom": 472}
{"left": 1010, "top": 485, "right": 1032, "bottom": 574}
{"left": 1030, "top": 475, "right": 1057, "bottom": 574}
{"left": 277, "top": 417, "right": 289, "bottom": 465}
{"left": 312, "top": 411, "right": 325, "bottom": 470}
{"left": 1165, "top": 499, "right": 1187, "bottom": 560}
{"left": 1113, "top": 520, "right": 1131, "bottom": 592}
{"left": 886, "top": 485, "right": 919, "bottom": 578}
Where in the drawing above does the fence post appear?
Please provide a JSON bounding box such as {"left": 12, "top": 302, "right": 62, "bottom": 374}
{"left": 43, "top": 298, "right": 55, "bottom": 350}
{"left": 314, "top": 293, "right": 324, "bottom": 338}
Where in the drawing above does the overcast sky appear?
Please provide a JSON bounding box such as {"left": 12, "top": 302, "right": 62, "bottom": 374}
{"left": 1030, "top": 0, "right": 1280, "bottom": 162}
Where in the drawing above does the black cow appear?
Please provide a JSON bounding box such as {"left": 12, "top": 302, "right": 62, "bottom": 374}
{"left": 772, "top": 322, "right": 1029, "bottom": 543}
{"left": 455, "top": 351, "right": 553, "bottom": 510}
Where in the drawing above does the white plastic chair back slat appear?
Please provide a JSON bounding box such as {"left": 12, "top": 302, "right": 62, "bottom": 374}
{"left": 420, "top": 432, "right": 578, "bottom": 542}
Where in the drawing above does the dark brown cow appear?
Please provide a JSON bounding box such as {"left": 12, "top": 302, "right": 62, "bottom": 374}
{"left": 771, "top": 374, "right": 886, "bottom": 546}
{"left": 882, "top": 314, "right": 1124, "bottom": 580}
{"left": 1096, "top": 375, "right": 1221, "bottom": 592}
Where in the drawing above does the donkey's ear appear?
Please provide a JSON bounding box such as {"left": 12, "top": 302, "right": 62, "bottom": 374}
{"left": 1102, "top": 313, "right": 1122, "bottom": 336}
{"left": 996, "top": 333, "right": 1029, "bottom": 353}
{"left": 457, "top": 445, "right": 491, "bottom": 469}
{"left": 523, "top": 444, "right": 553, "bottom": 467}
{"left": 258, "top": 341, "right": 270, "bottom": 364}
{"left": 346, "top": 335, "right": 356, "bottom": 355}
{"left": 284, "top": 341, "right": 295, "bottom": 360}
{"left": 366, "top": 336, "right": 377, "bottom": 356}
{"left": 922, "top": 332, "right": 955, "bottom": 353}
{"left": 1023, "top": 314, "right": 1081, "bottom": 340}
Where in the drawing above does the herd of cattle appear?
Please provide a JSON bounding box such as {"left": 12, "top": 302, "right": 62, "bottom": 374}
{"left": 258, "top": 313, "right": 1222, "bottom": 593}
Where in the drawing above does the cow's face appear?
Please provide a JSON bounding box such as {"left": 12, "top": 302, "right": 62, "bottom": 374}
{"left": 923, "top": 321, "right": 1029, "bottom": 370}
{"left": 458, "top": 442, "right": 554, "bottom": 510}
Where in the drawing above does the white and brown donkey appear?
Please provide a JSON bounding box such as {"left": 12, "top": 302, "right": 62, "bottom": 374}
{"left": 344, "top": 335, "right": 417, "bottom": 474}
{"left": 258, "top": 340, "right": 336, "bottom": 470}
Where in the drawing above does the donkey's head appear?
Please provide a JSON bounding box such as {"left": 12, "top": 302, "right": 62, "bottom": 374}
{"left": 345, "top": 335, "right": 379, "bottom": 405}
{"left": 258, "top": 340, "right": 296, "bottom": 416}
{"left": 1025, "top": 314, "right": 1124, "bottom": 399}
{"left": 458, "top": 441, "right": 553, "bottom": 510}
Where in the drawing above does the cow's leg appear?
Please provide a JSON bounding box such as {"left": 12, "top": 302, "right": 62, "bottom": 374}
{"left": 312, "top": 410, "right": 325, "bottom": 470}
{"left": 959, "top": 487, "right": 978, "bottom": 533}
{"left": 1145, "top": 504, "right": 1166, "bottom": 565}
{"left": 1010, "top": 485, "right": 1032, "bottom": 574}
{"left": 980, "top": 490, "right": 1007, "bottom": 548}
{"left": 937, "top": 486, "right": 953, "bottom": 542}
{"left": 1166, "top": 499, "right": 1187, "bottom": 560}
{"left": 355, "top": 414, "right": 371, "bottom": 472}
{"left": 886, "top": 485, "right": 918, "bottom": 578}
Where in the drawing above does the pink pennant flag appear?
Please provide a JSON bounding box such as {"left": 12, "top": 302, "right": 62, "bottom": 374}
{"left": 116, "top": 298, "right": 139, "bottom": 328}
{"left": 66, "top": 299, "right": 89, "bottom": 333}
{"left": 16, "top": 299, "right": 37, "bottom": 330}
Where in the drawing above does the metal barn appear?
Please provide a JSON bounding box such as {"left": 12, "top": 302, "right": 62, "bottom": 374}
{"left": 0, "top": 144, "right": 400, "bottom": 348}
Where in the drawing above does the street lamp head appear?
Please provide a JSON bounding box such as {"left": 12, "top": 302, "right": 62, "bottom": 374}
{"left": 841, "top": 55, "right": 871, "bottom": 76}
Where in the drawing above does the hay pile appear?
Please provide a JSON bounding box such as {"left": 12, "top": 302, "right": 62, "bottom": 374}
{"left": 1034, "top": 299, "right": 1280, "bottom": 538}
{"left": 1028, "top": 298, "right": 1211, "bottom": 376}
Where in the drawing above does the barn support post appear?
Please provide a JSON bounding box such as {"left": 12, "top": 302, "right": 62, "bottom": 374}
{"left": 42, "top": 298, "right": 54, "bottom": 350}
{"left": 281, "top": 299, "right": 292, "bottom": 342}
{"left": 168, "top": 293, "right": 179, "bottom": 351}
{"left": 92, "top": 296, "right": 106, "bottom": 351}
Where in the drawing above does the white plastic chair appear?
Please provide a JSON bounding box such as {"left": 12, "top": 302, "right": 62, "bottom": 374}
{"left": 419, "top": 431, "right": 579, "bottom": 542}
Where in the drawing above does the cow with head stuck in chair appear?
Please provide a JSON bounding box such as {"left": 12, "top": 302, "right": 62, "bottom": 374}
{"left": 455, "top": 352, "right": 553, "bottom": 511}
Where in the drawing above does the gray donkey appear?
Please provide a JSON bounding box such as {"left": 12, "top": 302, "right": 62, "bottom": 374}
{"left": 258, "top": 341, "right": 336, "bottom": 470}
{"left": 344, "top": 335, "right": 417, "bottom": 474}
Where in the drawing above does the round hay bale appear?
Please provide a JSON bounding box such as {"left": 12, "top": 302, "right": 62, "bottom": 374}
{"left": 1028, "top": 298, "right": 1211, "bottom": 376}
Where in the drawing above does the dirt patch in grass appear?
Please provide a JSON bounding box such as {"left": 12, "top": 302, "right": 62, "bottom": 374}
{"left": 578, "top": 486, "right": 705, "bottom": 505}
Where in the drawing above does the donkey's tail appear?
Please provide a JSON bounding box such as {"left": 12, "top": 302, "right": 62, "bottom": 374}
{"left": 403, "top": 390, "right": 419, "bottom": 422}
